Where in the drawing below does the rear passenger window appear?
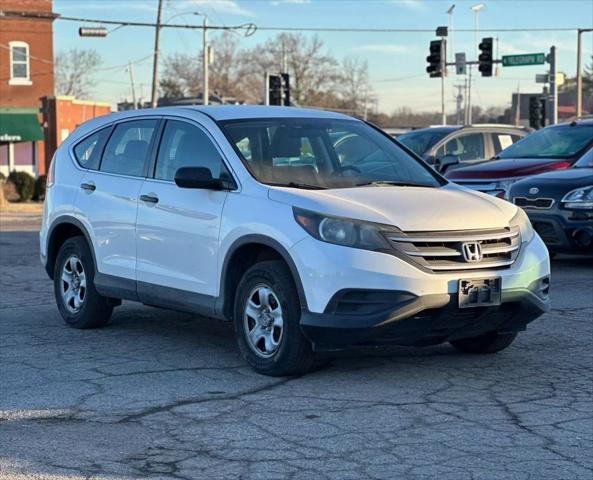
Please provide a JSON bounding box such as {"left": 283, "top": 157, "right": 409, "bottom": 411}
{"left": 100, "top": 119, "right": 157, "bottom": 177}
{"left": 73, "top": 127, "right": 110, "bottom": 170}
{"left": 493, "top": 133, "right": 517, "bottom": 153}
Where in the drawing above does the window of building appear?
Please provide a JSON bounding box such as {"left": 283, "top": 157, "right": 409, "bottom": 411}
{"left": 9, "top": 41, "right": 31, "bottom": 85}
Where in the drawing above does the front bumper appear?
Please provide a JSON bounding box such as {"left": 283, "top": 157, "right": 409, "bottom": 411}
{"left": 527, "top": 212, "right": 593, "bottom": 253}
{"left": 301, "top": 280, "right": 549, "bottom": 350}
{"left": 290, "top": 232, "right": 551, "bottom": 351}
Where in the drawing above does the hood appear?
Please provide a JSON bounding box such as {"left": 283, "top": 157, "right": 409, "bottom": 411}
{"left": 446, "top": 158, "right": 572, "bottom": 180}
{"left": 268, "top": 184, "right": 517, "bottom": 232}
{"left": 510, "top": 168, "right": 593, "bottom": 197}
{"left": 514, "top": 167, "right": 593, "bottom": 183}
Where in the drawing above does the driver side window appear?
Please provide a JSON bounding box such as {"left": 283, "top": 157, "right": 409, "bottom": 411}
{"left": 154, "top": 120, "right": 228, "bottom": 182}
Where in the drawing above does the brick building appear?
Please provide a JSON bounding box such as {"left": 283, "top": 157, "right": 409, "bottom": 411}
{"left": 41, "top": 96, "right": 112, "bottom": 163}
{"left": 0, "top": 0, "right": 56, "bottom": 177}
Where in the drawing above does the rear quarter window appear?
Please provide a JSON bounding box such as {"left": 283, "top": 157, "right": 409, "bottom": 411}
{"left": 73, "top": 126, "right": 111, "bottom": 170}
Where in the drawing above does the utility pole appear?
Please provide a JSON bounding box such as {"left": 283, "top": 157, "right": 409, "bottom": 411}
{"left": 441, "top": 38, "right": 447, "bottom": 125}
{"left": 150, "top": 0, "right": 163, "bottom": 108}
{"left": 454, "top": 84, "right": 464, "bottom": 125}
{"left": 467, "top": 68, "right": 473, "bottom": 124}
{"left": 576, "top": 28, "right": 593, "bottom": 118}
{"left": 127, "top": 61, "right": 137, "bottom": 109}
{"left": 202, "top": 15, "right": 209, "bottom": 105}
{"left": 548, "top": 46, "right": 557, "bottom": 125}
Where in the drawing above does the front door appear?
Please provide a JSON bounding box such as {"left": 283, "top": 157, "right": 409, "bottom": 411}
{"left": 136, "top": 119, "right": 232, "bottom": 302}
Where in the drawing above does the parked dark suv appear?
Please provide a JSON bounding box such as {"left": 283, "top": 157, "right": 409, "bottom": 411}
{"left": 398, "top": 124, "right": 529, "bottom": 173}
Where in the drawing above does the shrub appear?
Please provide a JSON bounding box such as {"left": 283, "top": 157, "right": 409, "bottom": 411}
{"left": 0, "top": 172, "right": 5, "bottom": 183}
{"left": 33, "top": 174, "right": 47, "bottom": 201}
{"left": 8, "top": 171, "right": 35, "bottom": 202}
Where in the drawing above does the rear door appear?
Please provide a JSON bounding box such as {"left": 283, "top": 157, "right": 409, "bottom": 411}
{"left": 136, "top": 118, "right": 233, "bottom": 301}
{"left": 76, "top": 118, "right": 159, "bottom": 282}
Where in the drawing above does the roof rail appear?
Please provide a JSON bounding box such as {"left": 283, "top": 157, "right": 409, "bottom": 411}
{"left": 463, "top": 123, "right": 527, "bottom": 128}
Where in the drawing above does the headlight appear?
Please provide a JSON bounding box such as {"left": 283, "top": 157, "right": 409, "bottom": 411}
{"left": 293, "top": 208, "right": 392, "bottom": 251}
{"left": 509, "top": 207, "right": 534, "bottom": 243}
{"left": 561, "top": 185, "right": 593, "bottom": 209}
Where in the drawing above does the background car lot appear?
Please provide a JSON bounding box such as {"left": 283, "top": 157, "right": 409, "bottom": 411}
{"left": 1, "top": 208, "right": 592, "bottom": 479}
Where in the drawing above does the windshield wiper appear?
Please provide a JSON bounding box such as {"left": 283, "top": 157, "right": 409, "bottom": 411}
{"left": 355, "top": 180, "right": 436, "bottom": 188}
{"left": 268, "top": 182, "right": 328, "bottom": 190}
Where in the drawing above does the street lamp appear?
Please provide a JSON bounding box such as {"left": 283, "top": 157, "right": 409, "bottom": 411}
{"left": 467, "top": 3, "right": 485, "bottom": 124}
{"left": 470, "top": 3, "right": 485, "bottom": 57}
{"left": 446, "top": 4, "right": 455, "bottom": 64}
{"left": 192, "top": 12, "right": 210, "bottom": 106}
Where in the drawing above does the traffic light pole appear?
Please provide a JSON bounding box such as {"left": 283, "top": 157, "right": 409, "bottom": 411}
{"left": 548, "top": 46, "right": 557, "bottom": 125}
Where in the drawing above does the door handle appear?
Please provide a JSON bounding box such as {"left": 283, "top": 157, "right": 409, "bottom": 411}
{"left": 80, "top": 182, "right": 96, "bottom": 192}
{"left": 140, "top": 194, "right": 159, "bottom": 204}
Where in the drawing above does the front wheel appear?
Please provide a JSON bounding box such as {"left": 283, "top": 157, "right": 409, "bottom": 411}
{"left": 234, "top": 260, "right": 314, "bottom": 376}
{"left": 450, "top": 331, "right": 518, "bottom": 354}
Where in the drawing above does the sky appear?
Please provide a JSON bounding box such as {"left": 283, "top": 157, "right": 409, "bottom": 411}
{"left": 53, "top": 0, "right": 593, "bottom": 114}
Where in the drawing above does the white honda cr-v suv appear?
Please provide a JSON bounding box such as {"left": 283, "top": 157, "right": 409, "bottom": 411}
{"left": 41, "top": 106, "right": 550, "bottom": 376}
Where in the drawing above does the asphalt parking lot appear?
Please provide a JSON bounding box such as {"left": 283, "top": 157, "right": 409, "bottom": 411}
{"left": 1, "top": 213, "right": 592, "bottom": 480}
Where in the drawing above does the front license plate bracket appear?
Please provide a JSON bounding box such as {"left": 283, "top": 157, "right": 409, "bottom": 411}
{"left": 458, "top": 277, "right": 502, "bottom": 308}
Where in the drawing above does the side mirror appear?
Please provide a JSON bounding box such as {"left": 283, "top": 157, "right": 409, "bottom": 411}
{"left": 436, "top": 154, "right": 460, "bottom": 173}
{"left": 174, "top": 167, "right": 225, "bottom": 190}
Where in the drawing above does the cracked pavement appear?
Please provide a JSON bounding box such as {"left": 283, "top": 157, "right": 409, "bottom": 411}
{"left": 0, "top": 221, "right": 592, "bottom": 479}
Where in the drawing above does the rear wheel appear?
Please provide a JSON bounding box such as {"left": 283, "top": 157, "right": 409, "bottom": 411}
{"left": 450, "top": 331, "right": 518, "bottom": 354}
{"left": 54, "top": 237, "right": 113, "bottom": 329}
{"left": 234, "top": 260, "right": 314, "bottom": 376}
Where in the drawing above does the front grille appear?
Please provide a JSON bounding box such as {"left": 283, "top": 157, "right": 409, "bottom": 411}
{"left": 513, "top": 197, "right": 554, "bottom": 209}
{"left": 388, "top": 227, "right": 521, "bottom": 272}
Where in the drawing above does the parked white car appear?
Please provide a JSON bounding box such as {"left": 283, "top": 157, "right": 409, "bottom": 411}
{"left": 41, "top": 106, "right": 550, "bottom": 376}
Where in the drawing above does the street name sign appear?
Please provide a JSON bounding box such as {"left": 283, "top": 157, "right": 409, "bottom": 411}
{"left": 502, "top": 53, "right": 546, "bottom": 67}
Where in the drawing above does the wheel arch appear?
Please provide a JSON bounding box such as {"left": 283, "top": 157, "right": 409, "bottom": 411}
{"left": 45, "top": 216, "right": 96, "bottom": 279}
{"left": 216, "top": 235, "right": 308, "bottom": 321}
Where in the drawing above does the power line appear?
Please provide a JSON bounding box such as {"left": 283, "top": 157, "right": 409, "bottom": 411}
{"left": 0, "top": 10, "right": 585, "bottom": 34}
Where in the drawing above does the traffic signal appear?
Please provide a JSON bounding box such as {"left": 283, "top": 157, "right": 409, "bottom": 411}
{"left": 478, "top": 37, "right": 493, "bottom": 77}
{"left": 529, "top": 96, "right": 545, "bottom": 129}
{"left": 539, "top": 97, "right": 546, "bottom": 128}
{"left": 426, "top": 40, "right": 445, "bottom": 78}
{"left": 267, "top": 73, "right": 291, "bottom": 106}
{"left": 280, "top": 73, "right": 290, "bottom": 106}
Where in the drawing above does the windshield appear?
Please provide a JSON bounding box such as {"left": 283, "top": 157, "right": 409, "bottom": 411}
{"left": 498, "top": 125, "right": 593, "bottom": 159}
{"left": 397, "top": 129, "right": 450, "bottom": 156}
{"left": 220, "top": 118, "right": 443, "bottom": 189}
{"left": 574, "top": 147, "right": 593, "bottom": 168}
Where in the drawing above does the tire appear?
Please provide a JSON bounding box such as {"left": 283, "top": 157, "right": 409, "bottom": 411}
{"left": 450, "top": 331, "right": 518, "bottom": 354}
{"left": 53, "top": 236, "right": 113, "bottom": 329}
{"left": 233, "top": 260, "right": 315, "bottom": 376}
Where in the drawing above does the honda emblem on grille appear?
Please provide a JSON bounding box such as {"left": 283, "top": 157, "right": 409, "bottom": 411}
{"left": 462, "top": 242, "right": 483, "bottom": 262}
{"left": 529, "top": 187, "right": 539, "bottom": 195}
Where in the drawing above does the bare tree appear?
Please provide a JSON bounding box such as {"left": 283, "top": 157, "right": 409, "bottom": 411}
{"left": 55, "top": 49, "right": 102, "bottom": 98}
{"left": 159, "top": 52, "right": 201, "bottom": 98}
{"left": 338, "top": 56, "right": 374, "bottom": 115}
{"left": 159, "top": 33, "right": 371, "bottom": 112}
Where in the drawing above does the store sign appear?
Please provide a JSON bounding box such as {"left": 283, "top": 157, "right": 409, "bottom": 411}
{"left": 0, "top": 134, "right": 22, "bottom": 142}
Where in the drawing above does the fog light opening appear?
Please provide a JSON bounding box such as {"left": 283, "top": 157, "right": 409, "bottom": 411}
{"left": 572, "top": 228, "right": 593, "bottom": 248}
